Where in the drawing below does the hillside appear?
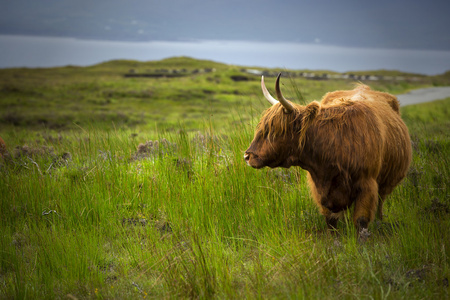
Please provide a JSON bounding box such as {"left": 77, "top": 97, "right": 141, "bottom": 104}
{"left": 0, "top": 57, "right": 448, "bottom": 132}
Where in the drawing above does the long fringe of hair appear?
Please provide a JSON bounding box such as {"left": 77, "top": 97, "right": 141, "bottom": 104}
{"left": 256, "top": 101, "right": 321, "bottom": 152}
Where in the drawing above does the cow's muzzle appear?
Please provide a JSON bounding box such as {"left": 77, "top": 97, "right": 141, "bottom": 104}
{"left": 244, "top": 152, "right": 250, "bottom": 164}
{"left": 244, "top": 151, "right": 260, "bottom": 167}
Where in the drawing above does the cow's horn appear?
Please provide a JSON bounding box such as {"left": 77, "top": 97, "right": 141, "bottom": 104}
{"left": 261, "top": 76, "right": 278, "bottom": 105}
{"left": 275, "top": 73, "right": 294, "bottom": 113}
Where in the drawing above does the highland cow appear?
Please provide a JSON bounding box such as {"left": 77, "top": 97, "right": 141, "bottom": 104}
{"left": 244, "top": 74, "right": 412, "bottom": 240}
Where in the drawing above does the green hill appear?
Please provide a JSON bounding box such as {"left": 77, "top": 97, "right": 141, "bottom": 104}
{"left": 0, "top": 57, "right": 448, "bottom": 132}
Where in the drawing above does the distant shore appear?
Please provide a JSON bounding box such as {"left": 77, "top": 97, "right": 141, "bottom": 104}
{"left": 1, "top": 35, "right": 450, "bottom": 75}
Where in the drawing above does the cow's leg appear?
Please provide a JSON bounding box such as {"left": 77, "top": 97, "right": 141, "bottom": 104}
{"left": 326, "top": 214, "right": 338, "bottom": 230}
{"left": 377, "top": 183, "right": 395, "bottom": 221}
{"left": 308, "top": 174, "right": 339, "bottom": 232}
{"left": 353, "top": 178, "right": 378, "bottom": 241}
{"left": 307, "top": 172, "right": 348, "bottom": 234}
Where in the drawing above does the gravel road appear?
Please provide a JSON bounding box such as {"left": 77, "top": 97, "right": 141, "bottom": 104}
{"left": 397, "top": 86, "right": 450, "bottom": 106}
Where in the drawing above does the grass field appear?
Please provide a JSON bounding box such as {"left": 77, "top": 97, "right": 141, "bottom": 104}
{"left": 0, "top": 58, "right": 449, "bottom": 299}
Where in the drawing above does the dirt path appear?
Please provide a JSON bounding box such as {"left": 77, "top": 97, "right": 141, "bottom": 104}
{"left": 397, "top": 86, "right": 450, "bottom": 106}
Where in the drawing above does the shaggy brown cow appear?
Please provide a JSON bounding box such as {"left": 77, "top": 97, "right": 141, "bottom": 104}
{"left": 244, "top": 74, "right": 412, "bottom": 240}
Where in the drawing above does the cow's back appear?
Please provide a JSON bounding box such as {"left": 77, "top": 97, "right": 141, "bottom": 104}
{"left": 321, "top": 84, "right": 400, "bottom": 113}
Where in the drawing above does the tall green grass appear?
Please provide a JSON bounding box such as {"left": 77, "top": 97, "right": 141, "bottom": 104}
{"left": 1, "top": 98, "right": 449, "bottom": 299}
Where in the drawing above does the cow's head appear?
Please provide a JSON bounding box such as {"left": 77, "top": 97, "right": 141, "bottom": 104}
{"left": 244, "top": 74, "right": 319, "bottom": 169}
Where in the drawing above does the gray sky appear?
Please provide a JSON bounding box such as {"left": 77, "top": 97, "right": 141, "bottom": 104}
{"left": 1, "top": 0, "right": 449, "bottom": 51}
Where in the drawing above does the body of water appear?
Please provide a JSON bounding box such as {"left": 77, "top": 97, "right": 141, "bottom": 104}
{"left": 1, "top": 35, "right": 450, "bottom": 75}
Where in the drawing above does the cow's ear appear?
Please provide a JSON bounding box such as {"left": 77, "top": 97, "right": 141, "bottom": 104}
{"left": 302, "top": 101, "right": 320, "bottom": 126}
{"left": 298, "top": 101, "right": 320, "bottom": 148}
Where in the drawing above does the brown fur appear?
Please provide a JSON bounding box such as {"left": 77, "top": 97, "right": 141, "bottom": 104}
{"left": 245, "top": 84, "right": 412, "bottom": 237}
{"left": 321, "top": 84, "right": 400, "bottom": 113}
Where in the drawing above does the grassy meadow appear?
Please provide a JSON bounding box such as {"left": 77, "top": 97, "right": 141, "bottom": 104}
{"left": 0, "top": 57, "right": 449, "bottom": 299}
